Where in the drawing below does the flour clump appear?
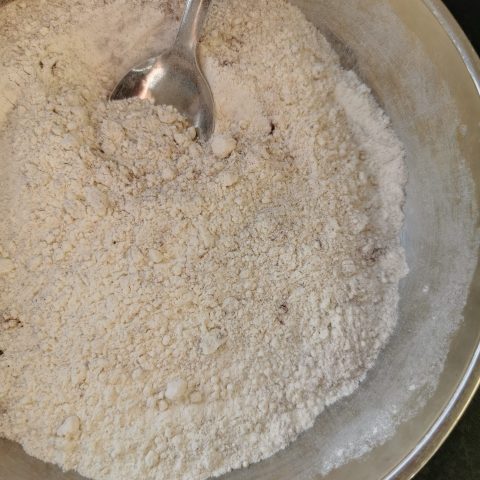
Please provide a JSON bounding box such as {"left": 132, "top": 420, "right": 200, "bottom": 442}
{"left": 0, "top": 0, "right": 407, "bottom": 479}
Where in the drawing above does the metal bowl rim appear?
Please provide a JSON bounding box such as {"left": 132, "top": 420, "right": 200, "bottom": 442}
{"left": 385, "top": 1, "right": 480, "bottom": 478}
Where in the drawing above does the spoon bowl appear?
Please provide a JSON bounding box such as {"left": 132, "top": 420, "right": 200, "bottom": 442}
{"left": 110, "top": 0, "right": 214, "bottom": 141}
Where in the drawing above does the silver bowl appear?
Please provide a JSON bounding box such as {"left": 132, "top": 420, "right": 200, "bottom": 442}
{"left": 1, "top": 1, "right": 479, "bottom": 479}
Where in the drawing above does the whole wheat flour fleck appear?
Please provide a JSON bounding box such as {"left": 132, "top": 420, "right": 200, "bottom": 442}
{"left": 0, "top": 0, "right": 408, "bottom": 479}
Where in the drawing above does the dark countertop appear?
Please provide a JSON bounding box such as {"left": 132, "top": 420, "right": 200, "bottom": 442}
{"left": 417, "top": 392, "right": 480, "bottom": 479}
{"left": 442, "top": 0, "right": 480, "bottom": 52}
{"left": 416, "top": 2, "right": 479, "bottom": 479}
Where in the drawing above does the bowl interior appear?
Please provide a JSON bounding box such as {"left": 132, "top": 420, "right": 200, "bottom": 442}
{"left": 1, "top": 1, "right": 479, "bottom": 479}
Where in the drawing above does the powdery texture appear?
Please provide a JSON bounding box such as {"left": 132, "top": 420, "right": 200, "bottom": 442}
{"left": 0, "top": 1, "right": 407, "bottom": 479}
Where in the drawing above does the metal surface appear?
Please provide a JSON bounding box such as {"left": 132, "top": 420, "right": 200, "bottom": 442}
{"left": 110, "top": 0, "right": 215, "bottom": 141}
{"left": 1, "top": 1, "right": 480, "bottom": 480}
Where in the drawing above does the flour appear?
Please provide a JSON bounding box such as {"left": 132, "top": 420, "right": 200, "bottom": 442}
{"left": 0, "top": 1, "right": 407, "bottom": 480}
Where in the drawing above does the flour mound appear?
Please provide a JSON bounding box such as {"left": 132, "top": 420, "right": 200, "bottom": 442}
{"left": 0, "top": 0, "right": 407, "bottom": 479}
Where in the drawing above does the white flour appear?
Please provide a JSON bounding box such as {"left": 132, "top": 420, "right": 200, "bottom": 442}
{"left": 0, "top": 1, "right": 407, "bottom": 479}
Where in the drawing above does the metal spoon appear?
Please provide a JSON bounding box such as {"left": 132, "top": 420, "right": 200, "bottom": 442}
{"left": 110, "top": 0, "right": 215, "bottom": 141}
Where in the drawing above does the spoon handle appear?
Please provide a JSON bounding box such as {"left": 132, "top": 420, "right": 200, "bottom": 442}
{"left": 174, "top": 0, "right": 212, "bottom": 54}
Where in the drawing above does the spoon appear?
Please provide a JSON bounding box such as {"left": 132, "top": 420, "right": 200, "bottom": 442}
{"left": 110, "top": 0, "right": 215, "bottom": 141}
